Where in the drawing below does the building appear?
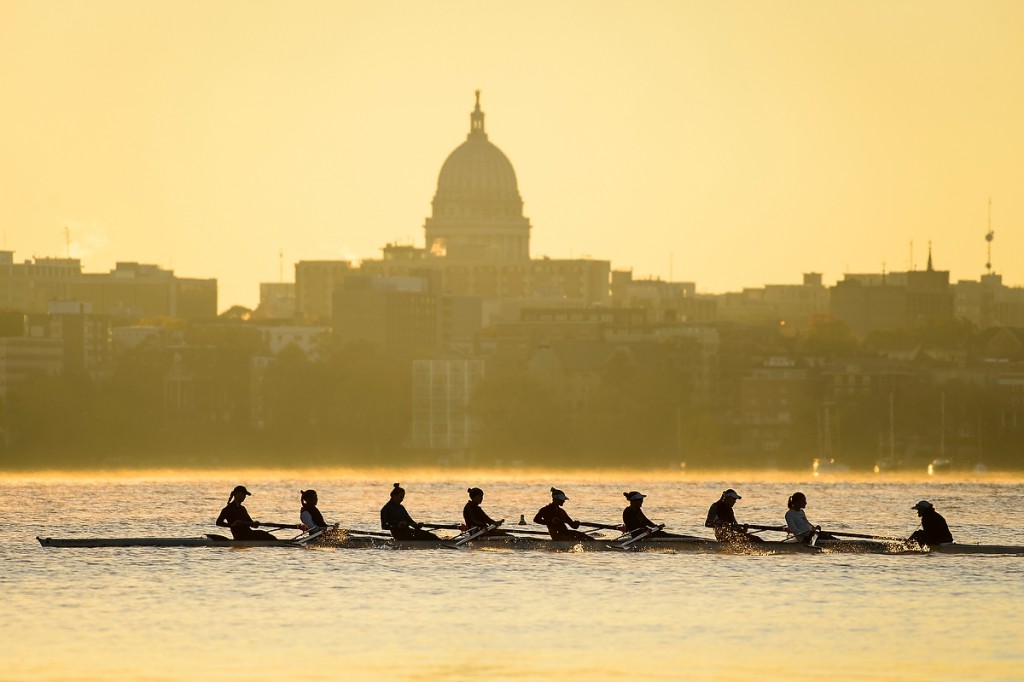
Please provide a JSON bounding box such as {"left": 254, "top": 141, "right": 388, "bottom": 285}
{"left": 954, "top": 273, "right": 1024, "bottom": 328}
{"left": 256, "top": 326, "right": 330, "bottom": 359}
{"left": 0, "top": 337, "right": 63, "bottom": 399}
{"left": 73, "top": 262, "right": 216, "bottom": 319}
{"left": 735, "top": 357, "right": 815, "bottom": 460}
{"left": 0, "top": 252, "right": 217, "bottom": 320}
{"left": 713, "top": 273, "right": 828, "bottom": 331}
{"left": 822, "top": 358, "right": 922, "bottom": 400}
{"left": 831, "top": 257, "right": 953, "bottom": 336}
{"left": 294, "top": 260, "right": 353, "bottom": 322}
{"left": 332, "top": 275, "right": 441, "bottom": 357}
{"left": 0, "top": 253, "right": 80, "bottom": 312}
{"left": 255, "top": 282, "right": 296, "bottom": 320}
{"left": 411, "top": 358, "right": 484, "bottom": 450}
{"left": 286, "top": 94, "right": 612, "bottom": 333}
{"left": 763, "top": 273, "right": 829, "bottom": 331}
{"left": 424, "top": 91, "right": 531, "bottom": 261}
{"left": 29, "top": 302, "right": 112, "bottom": 377}
{"left": 611, "top": 270, "right": 696, "bottom": 304}
{"left": 359, "top": 93, "right": 611, "bottom": 310}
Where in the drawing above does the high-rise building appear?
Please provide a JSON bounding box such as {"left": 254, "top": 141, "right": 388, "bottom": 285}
{"left": 411, "top": 358, "right": 485, "bottom": 450}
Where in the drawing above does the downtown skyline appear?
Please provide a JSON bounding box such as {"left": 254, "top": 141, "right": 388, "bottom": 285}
{"left": 3, "top": 1, "right": 1023, "bottom": 310}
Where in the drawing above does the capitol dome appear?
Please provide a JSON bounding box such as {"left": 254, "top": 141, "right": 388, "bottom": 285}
{"left": 435, "top": 124, "right": 521, "bottom": 208}
{"left": 425, "top": 92, "right": 531, "bottom": 261}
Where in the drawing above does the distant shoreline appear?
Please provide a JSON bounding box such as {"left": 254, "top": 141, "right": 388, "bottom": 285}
{"left": 3, "top": 464, "right": 1022, "bottom": 484}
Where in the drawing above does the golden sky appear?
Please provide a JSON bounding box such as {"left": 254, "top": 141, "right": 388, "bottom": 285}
{"left": 2, "top": 1, "right": 1022, "bottom": 310}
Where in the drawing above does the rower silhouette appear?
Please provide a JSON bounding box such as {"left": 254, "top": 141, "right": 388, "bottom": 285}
{"left": 216, "top": 485, "right": 277, "bottom": 541}
{"left": 380, "top": 483, "right": 440, "bottom": 541}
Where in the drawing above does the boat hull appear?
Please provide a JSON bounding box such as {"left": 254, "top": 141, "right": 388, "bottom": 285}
{"left": 37, "top": 536, "right": 302, "bottom": 548}
{"left": 29, "top": 534, "right": 950, "bottom": 553}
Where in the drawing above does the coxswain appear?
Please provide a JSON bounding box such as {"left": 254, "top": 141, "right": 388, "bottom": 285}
{"left": 784, "top": 492, "right": 821, "bottom": 544}
{"left": 908, "top": 500, "right": 953, "bottom": 547}
{"left": 534, "top": 487, "right": 594, "bottom": 542}
{"left": 380, "top": 483, "right": 440, "bottom": 541}
{"left": 463, "top": 487, "right": 508, "bottom": 536}
{"left": 215, "top": 485, "right": 278, "bottom": 541}
{"left": 299, "top": 489, "right": 331, "bottom": 533}
{"left": 704, "top": 488, "right": 762, "bottom": 543}
{"left": 621, "top": 491, "right": 690, "bottom": 539}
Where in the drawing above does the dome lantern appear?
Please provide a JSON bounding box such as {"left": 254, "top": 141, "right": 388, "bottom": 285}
{"left": 469, "top": 89, "right": 487, "bottom": 140}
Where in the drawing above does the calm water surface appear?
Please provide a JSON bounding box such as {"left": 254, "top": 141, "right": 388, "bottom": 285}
{"left": 2, "top": 470, "right": 1023, "bottom": 682}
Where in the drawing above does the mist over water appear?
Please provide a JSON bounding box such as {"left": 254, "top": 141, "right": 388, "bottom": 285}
{"left": 3, "top": 469, "right": 1023, "bottom": 681}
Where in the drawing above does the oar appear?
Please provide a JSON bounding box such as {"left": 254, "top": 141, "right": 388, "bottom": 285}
{"left": 578, "top": 521, "right": 623, "bottom": 531}
{"left": 343, "top": 529, "right": 393, "bottom": 538}
{"left": 421, "top": 523, "right": 462, "bottom": 530}
{"left": 443, "top": 522, "right": 500, "bottom": 549}
{"left": 253, "top": 522, "right": 303, "bottom": 530}
{"left": 745, "top": 524, "right": 787, "bottom": 533}
{"left": 505, "top": 528, "right": 551, "bottom": 537}
{"left": 610, "top": 525, "right": 665, "bottom": 551}
{"left": 293, "top": 526, "right": 331, "bottom": 545}
{"left": 823, "top": 530, "right": 908, "bottom": 542}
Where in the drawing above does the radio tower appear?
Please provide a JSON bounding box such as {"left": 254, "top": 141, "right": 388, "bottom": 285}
{"left": 985, "top": 197, "right": 994, "bottom": 274}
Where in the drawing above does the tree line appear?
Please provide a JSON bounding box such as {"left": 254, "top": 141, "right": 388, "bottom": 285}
{"left": 0, "top": 315, "right": 1020, "bottom": 470}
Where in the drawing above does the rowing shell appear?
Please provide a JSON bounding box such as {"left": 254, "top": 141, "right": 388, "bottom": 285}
{"left": 35, "top": 534, "right": 1024, "bottom": 555}
{"left": 33, "top": 535, "right": 821, "bottom": 552}
{"left": 36, "top": 527, "right": 332, "bottom": 549}
{"left": 37, "top": 536, "right": 303, "bottom": 548}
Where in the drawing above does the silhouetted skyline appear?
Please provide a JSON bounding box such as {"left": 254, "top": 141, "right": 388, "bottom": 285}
{"left": 2, "top": 3, "right": 1023, "bottom": 310}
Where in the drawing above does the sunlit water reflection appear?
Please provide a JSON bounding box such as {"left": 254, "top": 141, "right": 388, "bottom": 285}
{"left": 2, "top": 469, "right": 1023, "bottom": 681}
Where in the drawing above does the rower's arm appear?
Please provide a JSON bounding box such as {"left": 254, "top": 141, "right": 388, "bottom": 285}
{"left": 404, "top": 509, "right": 418, "bottom": 528}
{"left": 704, "top": 505, "right": 717, "bottom": 528}
{"left": 216, "top": 506, "right": 244, "bottom": 528}
{"left": 562, "top": 508, "right": 581, "bottom": 529}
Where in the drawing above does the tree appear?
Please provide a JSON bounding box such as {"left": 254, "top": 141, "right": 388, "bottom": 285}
{"left": 470, "top": 369, "right": 566, "bottom": 462}
{"left": 800, "top": 317, "right": 860, "bottom": 358}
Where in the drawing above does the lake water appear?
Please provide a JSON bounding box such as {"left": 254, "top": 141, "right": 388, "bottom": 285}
{"left": 2, "top": 469, "right": 1023, "bottom": 682}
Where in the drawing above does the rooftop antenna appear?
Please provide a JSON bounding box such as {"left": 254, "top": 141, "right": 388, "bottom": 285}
{"left": 909, "top": 240, "right": 914, "bottom": 271}
{"left": 985, "top": 197, "right": 994, "bottom": 274}
{"left": 64, "top": 226, "right": 71, "bottom": 258}
{"left": 927, "top": 241, "right": 933, "bottom": 272}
